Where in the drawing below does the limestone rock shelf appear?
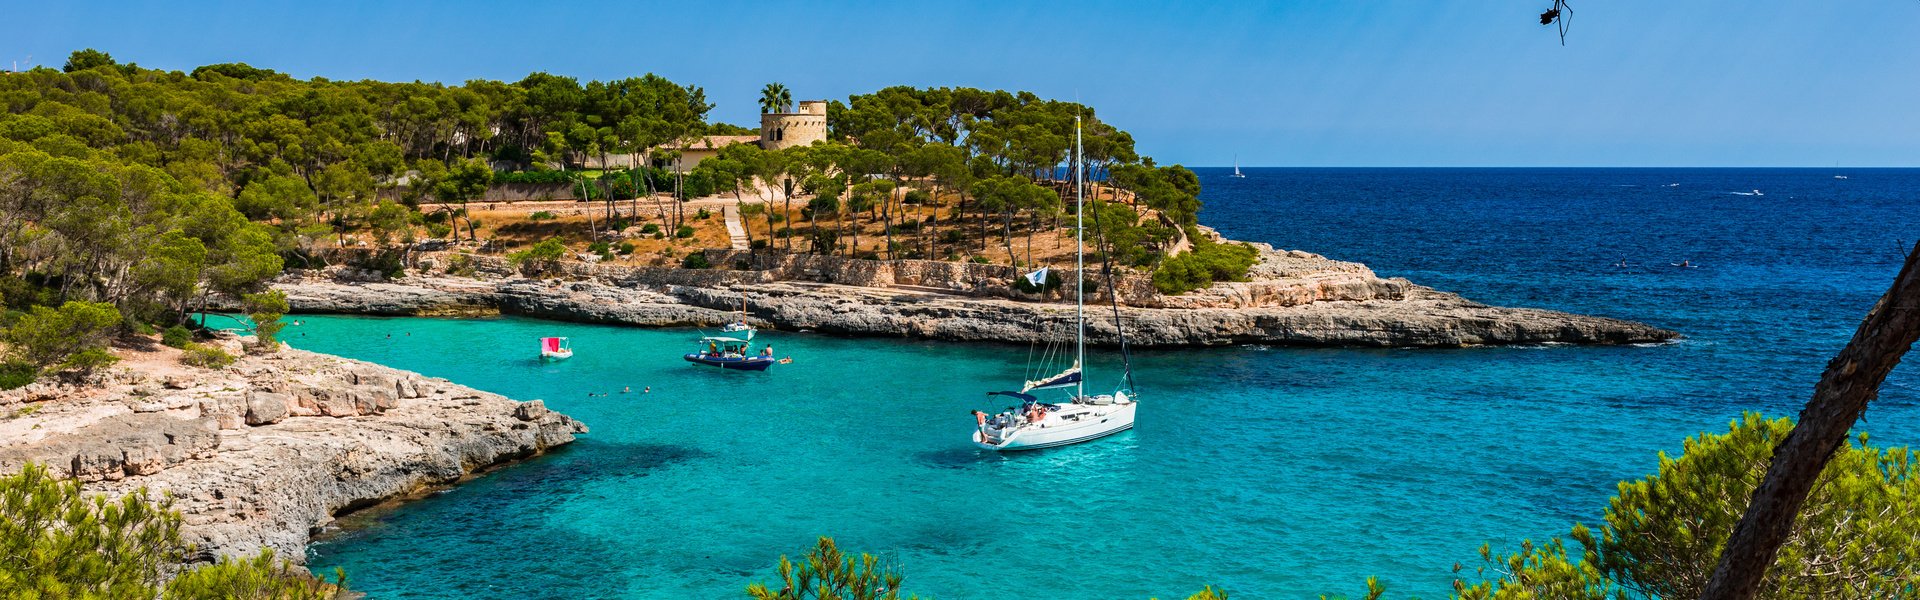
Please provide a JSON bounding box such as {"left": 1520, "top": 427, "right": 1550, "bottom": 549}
{"left": 0, "top": 348, "right": 587, "bottom": 563}
{"left": 253, "top": 245, "right": 1677, "bottom": 347}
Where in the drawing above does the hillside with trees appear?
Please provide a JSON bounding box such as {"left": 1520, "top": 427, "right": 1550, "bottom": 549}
{"left": 0, "top": 50, "right": 1257, "bottom": 387}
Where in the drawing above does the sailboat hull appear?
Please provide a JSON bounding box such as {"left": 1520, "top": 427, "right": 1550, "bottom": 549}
{"left": 974, "top": 401, "right": 1136, "bottom": 451}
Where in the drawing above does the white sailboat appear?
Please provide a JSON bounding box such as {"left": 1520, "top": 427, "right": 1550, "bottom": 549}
{"left": 1232, "top": 155, "right": 1246, "bottom": 178}
{"left": 970, "top": 117, "right": 1139, "bottom": 451}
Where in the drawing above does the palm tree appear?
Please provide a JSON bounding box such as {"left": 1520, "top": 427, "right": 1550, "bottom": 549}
{"left": 759, "top": 83, "right": 792, "bottom": 114}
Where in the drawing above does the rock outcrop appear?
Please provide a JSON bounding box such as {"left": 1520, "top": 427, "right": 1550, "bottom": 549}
{"left": 252, "top": 267, "right": 1676, "bottom": 347}
{"left": 0, "top": 347, "right": 587, "bottom": 564}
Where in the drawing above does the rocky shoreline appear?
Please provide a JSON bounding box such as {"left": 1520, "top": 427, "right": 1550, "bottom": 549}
{"left": 254, "top": 248, "right": 1678, "bottom": 347}
{"left": 0, "top": 343, "right": 586, "bottom": 564}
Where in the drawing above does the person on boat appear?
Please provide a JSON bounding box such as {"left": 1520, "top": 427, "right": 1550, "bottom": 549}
{"left": 761, "top": 344, "right": 773, "bottom": 357}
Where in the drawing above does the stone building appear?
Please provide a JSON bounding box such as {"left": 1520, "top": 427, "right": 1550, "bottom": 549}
{"left": 758, "top": 100, "right": 828, "bottom": 151}
{"left": 582, "top": 98, "right": 831, "bottom": 171}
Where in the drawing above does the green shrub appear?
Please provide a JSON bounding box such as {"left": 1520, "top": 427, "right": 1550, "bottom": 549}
{"left": 747, "top": 537, "right": 918, "bottom": 600}
{"left": 681, "top": 253, "right": 711, "bottom": 269}
{"left": 750, "top": 239, "right": 769, "bottom": 250}
{"left": 529, "top": 211, "right": 557, "bottom": 220}
{"left": 902, "top": 190, "right": 931, "bottom": 205}
{"left": 942, "top": 230, "right": 964, "bottom": 244}
{"left": 617, "top": 242, "right": 636, "bottom": 255}
{"left": 166, "top": 550, "right": 342, "bottom": 600}
{"left": 675, "top": 225, "right": 695, "bottom": 239}
{"left": 427, "top": 222, "right": 453, "bottom": 238}
{"left": 180, "top": 344, "right": 236, "bottom": 369}
{"left": 1011, "top": 269, "right": 1064, "bottom": 294}
{"left": 444, "top": 253, "right": 476, "bottom": 277}
{"left": 0, "top": 463, "right": 346, "bottom": 599}
{"left": 242, "top": 291, "right": 288, "bottom": 352}
{"left": 0, "top": 361, "right": 35, "bottom": 390}
{"left": 1, "top": 301, "right": 122, "bottom": 371}
{"left": 695, "top": 208, "right": 711, "bottom": 220}
{"left": 161, "top": 325, "right": 194, "bottom": 349}
{"left": 359, "top": 250, "right": 406, "bottom": 279}
{"left": 508, "top": 238, "right": 567, "bottom": 266}
{"left": 969, "top": 255, "right": 991, "bottom": 264}
{"left": 1151, "top": 238, "right": 1259, "bottom": 295}
{"left": 641, "top": 223, "right": 661, "bottom": 234}
{"left": 776, "top": 227, "right": 795, "bottom": 239}
{"left": 1429, "top": 413, "right": 1920, "bottom": 600}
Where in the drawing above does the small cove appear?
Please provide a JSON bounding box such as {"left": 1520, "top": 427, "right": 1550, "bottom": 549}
{"left": 301, "top": 168, "right": 1920, "bottom": 599}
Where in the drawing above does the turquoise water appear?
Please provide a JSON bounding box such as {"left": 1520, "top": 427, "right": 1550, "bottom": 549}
{"left": 300, "top": 168, "right": 1920, "bottom": 599}
{"left": 296, "top": 316, "right": 1711, "bottom": 599}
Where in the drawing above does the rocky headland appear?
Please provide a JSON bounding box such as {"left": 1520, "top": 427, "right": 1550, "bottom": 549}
{"left": 0, "top": 340, "right": 587, "bottom": 564}
{"left": 255, "top": 243, "right": 1677, "bottom": 347}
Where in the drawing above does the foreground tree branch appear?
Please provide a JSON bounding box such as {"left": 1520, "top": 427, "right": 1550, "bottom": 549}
{"left": 1700, "top": 240, "right": 1920, "bottom": 600}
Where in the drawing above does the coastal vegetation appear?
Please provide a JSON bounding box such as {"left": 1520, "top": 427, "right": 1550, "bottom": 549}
{"left": 0, "top": 48, "right": 1257, "bottom": 386}
{"left": 746, "top": 537, "right": 1229, "bottom": 600}
{"left": 0, "top": 463, "right": 346, "bottom": 599}
{"left": 1325, "top": 413, "right": 1920, "bottom": 600}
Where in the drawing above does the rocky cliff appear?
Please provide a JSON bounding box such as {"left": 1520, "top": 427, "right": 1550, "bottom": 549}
{"left": 0, "top": 345, "right": 587, "bottom": 564}
{"left": 254, "top": 264, "right": 1676, "bottom": 347}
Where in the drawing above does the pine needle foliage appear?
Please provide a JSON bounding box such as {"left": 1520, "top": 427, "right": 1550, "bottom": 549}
{"left": 746, "top": 537, "right": 917, "bottom": 600}
{"left": 1443, "top": 412, "right": 1920, "bottom": 600}
{"left": 0, "top": 463, "right": 348, "bottom": 599}
{"left": 0, "top": 462, "right": 181, "bottom": 598}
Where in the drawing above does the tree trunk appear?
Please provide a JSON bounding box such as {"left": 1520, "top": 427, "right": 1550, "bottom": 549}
{"left": 883, "top": 191, "right": 895, "bottom": 260}
{"left": 1001, "top": 211, "right": 1016, "bottom": 265}
{"left": 1698, "top": 240, "right": 1920, "bottom": 600}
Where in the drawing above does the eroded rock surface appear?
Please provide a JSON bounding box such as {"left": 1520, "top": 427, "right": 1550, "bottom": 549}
{"left": 0, "top": 348, "right": 587, "bottom": 563}
{"left": 251, "top": 253, "right": 1677, "bottom": 347}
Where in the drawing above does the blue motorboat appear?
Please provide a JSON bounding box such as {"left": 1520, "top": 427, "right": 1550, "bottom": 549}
{"left": 684, "top": 332, "right": 777, "bottom": 371}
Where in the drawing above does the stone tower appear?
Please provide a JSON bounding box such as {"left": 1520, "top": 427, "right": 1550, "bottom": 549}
{"left": 759, "top": 100, "right": 828, "bottom": 151}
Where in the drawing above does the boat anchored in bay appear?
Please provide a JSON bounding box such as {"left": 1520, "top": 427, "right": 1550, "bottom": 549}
{"left": 539, "top": 337, "right": 573, "bottom": 361}
{"left": 971, "top": 117, "right": 1138, "bottom": 451}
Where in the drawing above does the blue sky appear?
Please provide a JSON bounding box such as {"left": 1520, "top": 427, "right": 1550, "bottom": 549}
{"left": 6, "top": 1, "right": 1919, "bottom": 167}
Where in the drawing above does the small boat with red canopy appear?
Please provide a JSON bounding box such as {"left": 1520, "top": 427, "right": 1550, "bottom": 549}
{"left": 539, "top": 337, "right": 572, "bottom": 361}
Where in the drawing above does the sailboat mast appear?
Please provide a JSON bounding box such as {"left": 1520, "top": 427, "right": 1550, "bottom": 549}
{"left": 1074, "top": 117, "right": 1086, "bottom": 400}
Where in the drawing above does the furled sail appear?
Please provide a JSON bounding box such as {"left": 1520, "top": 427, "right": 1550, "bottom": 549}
{"left": 1022, "top": 362, "right": 1082, "bottom": 392}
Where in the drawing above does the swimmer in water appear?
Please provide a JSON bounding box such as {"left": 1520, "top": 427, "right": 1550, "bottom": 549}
{"left": 644, "top": 386, "right": 651, "bottom": 393}
{"left": 623, "top": 386, "right": 630, "bottom": 393}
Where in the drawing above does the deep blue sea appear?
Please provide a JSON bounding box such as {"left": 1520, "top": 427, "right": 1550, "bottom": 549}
{"left": 298, "top": 168, "right": 1920, "bottom": 600}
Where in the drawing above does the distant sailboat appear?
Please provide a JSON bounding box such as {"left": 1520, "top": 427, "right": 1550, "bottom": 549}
{"left": 1232, "top": 155, "right": 1246, "bottom": 178}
